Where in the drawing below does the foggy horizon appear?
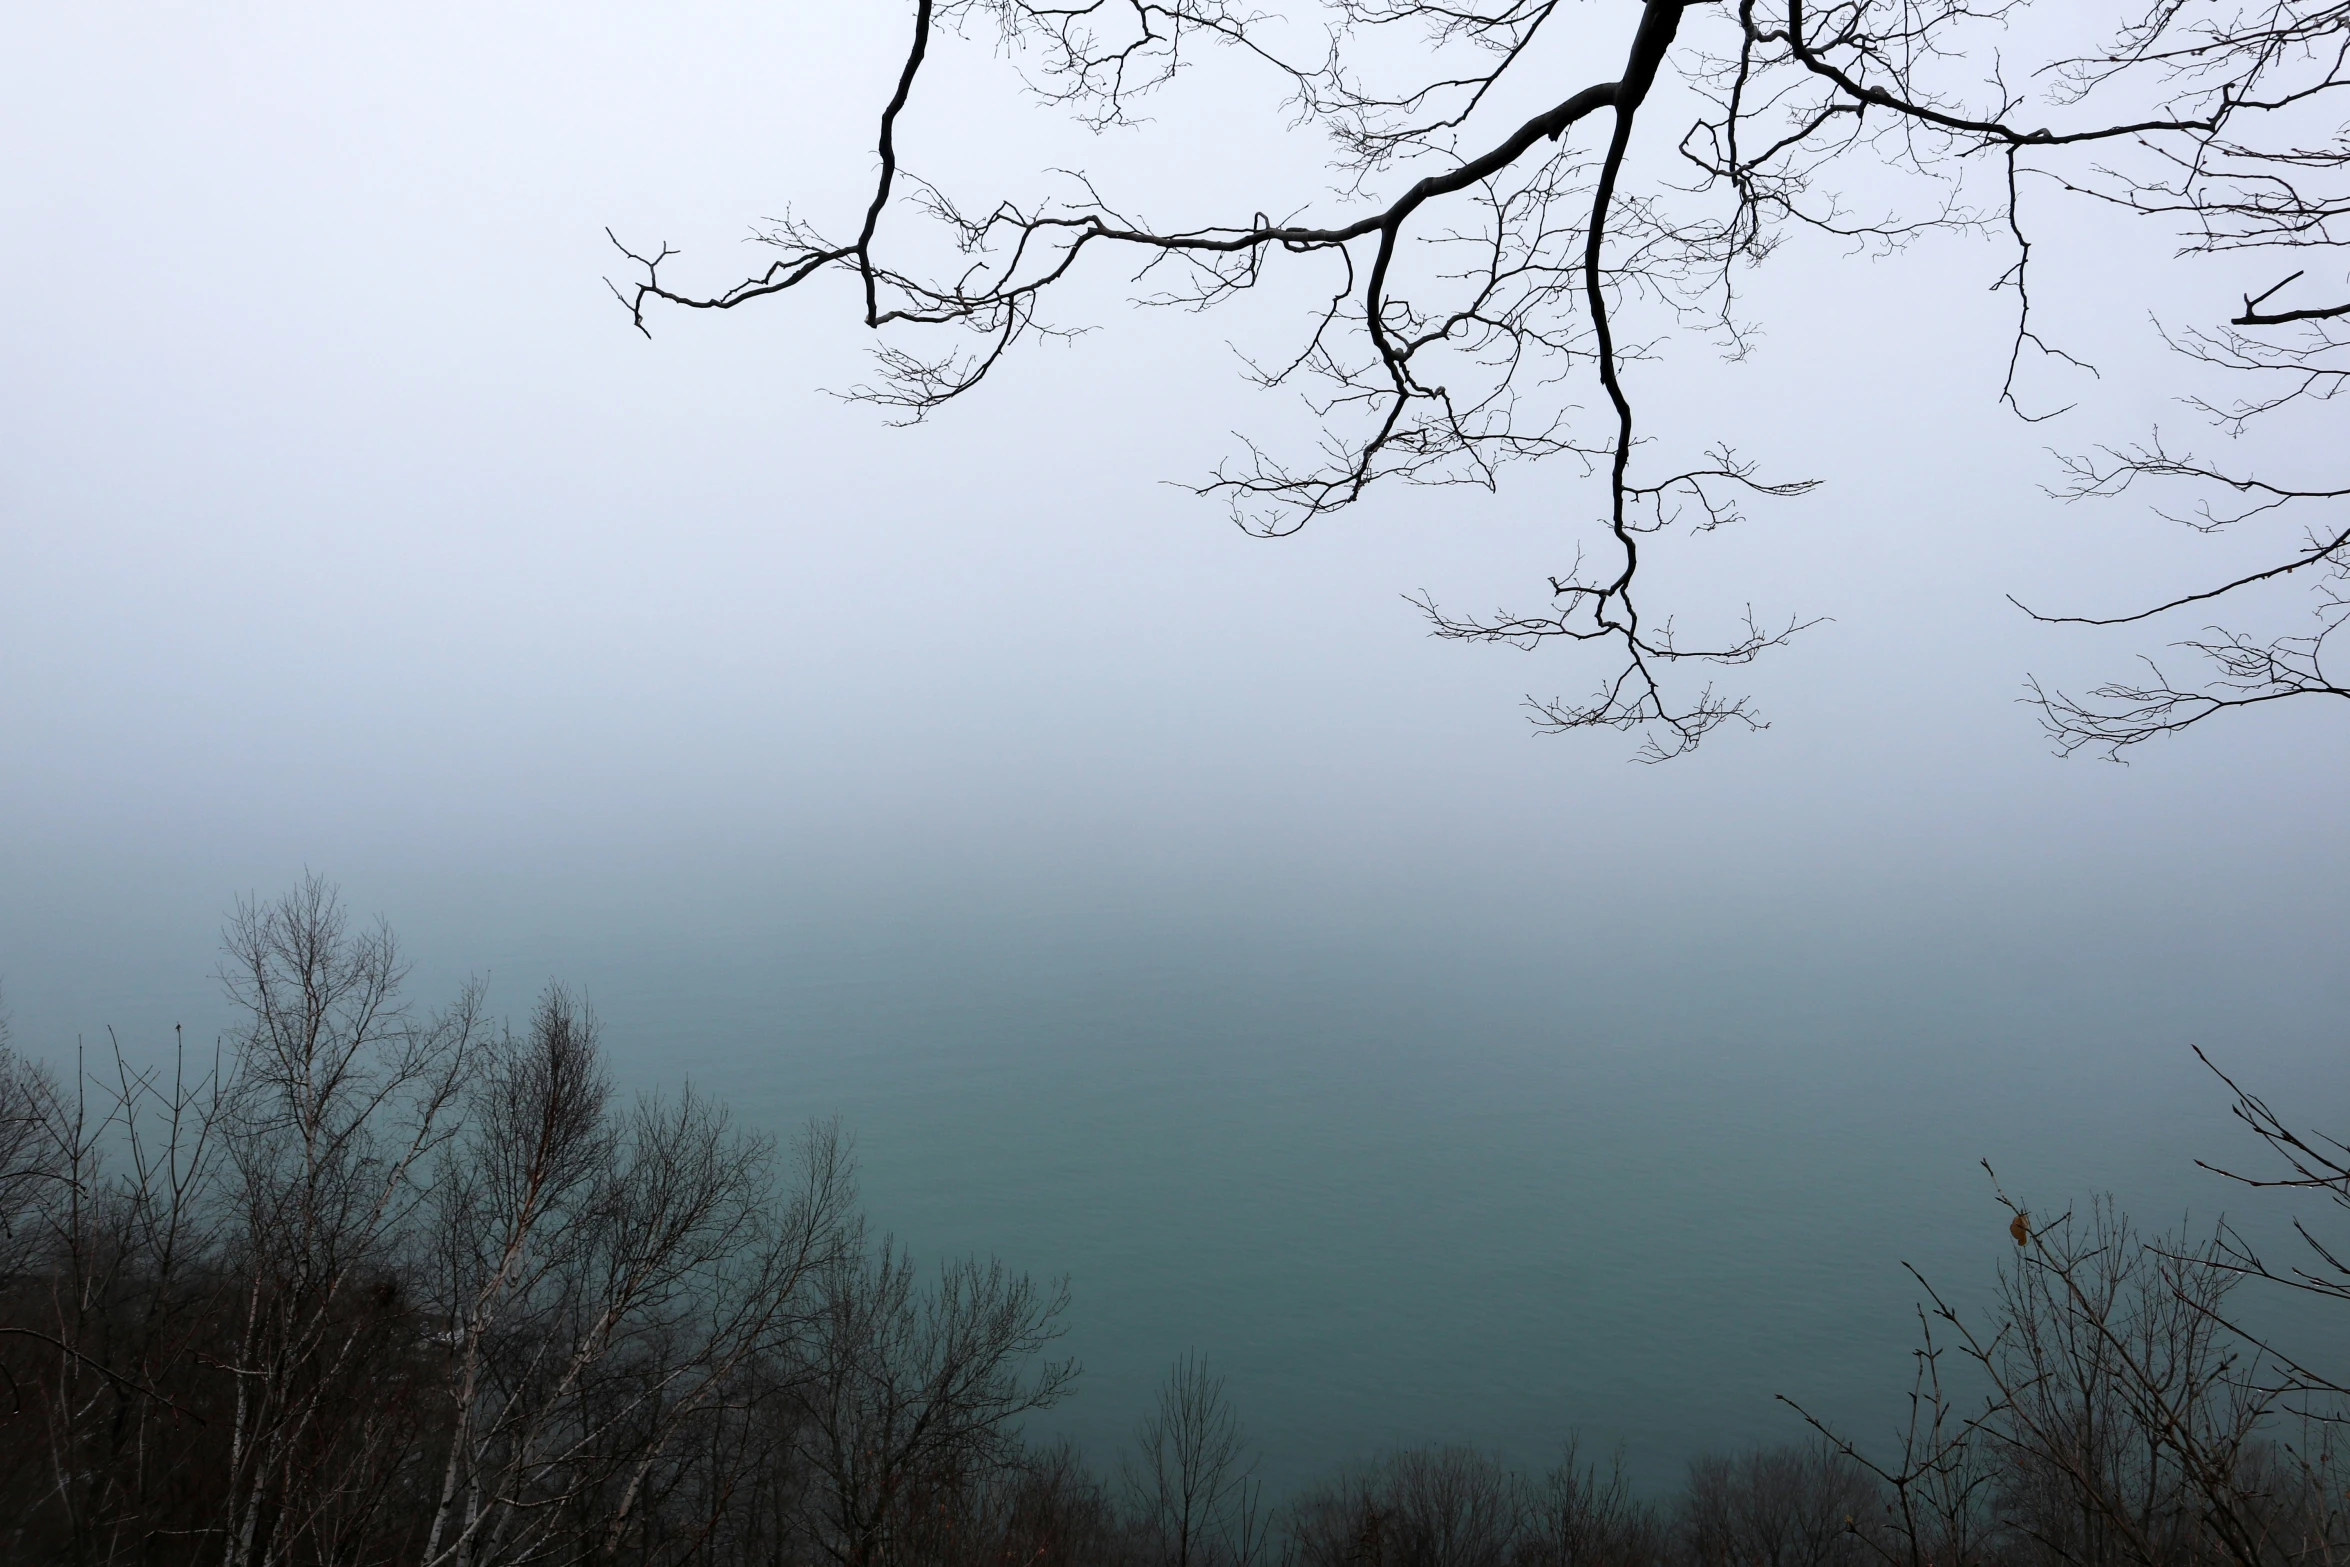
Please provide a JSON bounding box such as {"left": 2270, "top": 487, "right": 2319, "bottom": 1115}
{"left": 5, "top": 0, "right": 2347, "bottom": 1513}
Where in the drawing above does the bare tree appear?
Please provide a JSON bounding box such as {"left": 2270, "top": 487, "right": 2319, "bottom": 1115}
{"left": 210, "top": 876, "right": 485, "bottom": 1567}
{"left": 897, "top": 1438, "right": 1136, "bottom": 1567}
{"left": 1123, "top": 1351, "right": 1267, "bottom": 1567}
{"left": 2173, "top": 1049, "right": 2350, "bottom": 1567}
{"left": 0, "top": 999, "right": 64, "bottom": 1281}
{"left": 1289, "top": 1445, "right": 1529, "bottom": 1567}
{"left": 1683, "top": 1443, "right": 1878, "bottom": 1567}
{"left": 0, "top": 1027, "right": 231, "bottom": 1565}
{"left": 1515, "top": 1439, "right": 1670, "bottom": 1567}
{"left": 2193, "top": 1048, "right": 2350, "bottom": 1404}
{"left": 612, "top": 0, "right": 2348, "bottom": 758}
{"left": 414, "top": 987, "right": 853, "bottom": 1567}
{"left": 1782, "top": 1303, "right": 2001, "bottom": 1567}
{"left": 792, "top": 1228, "right": 1078, "bottom": 1566}
{"left": 1816, "top": 1174, "right": 2335, "bottom": 1567}
{"left": 1969, "top": 1188, "right": 2298, "bottom": 1567}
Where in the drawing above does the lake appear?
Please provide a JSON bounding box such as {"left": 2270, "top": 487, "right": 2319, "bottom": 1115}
{"left": 11, "top": 850, "right": 2333, "bottom": 1498}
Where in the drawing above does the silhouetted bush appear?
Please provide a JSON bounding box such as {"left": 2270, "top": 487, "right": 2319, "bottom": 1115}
{"left": 1684, "top": 1444, "right": 1877, "bottom": 1567}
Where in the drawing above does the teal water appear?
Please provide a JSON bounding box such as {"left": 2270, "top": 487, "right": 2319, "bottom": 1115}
{"left": 10, "top": 858, "right": 2340, "bottom": 1497}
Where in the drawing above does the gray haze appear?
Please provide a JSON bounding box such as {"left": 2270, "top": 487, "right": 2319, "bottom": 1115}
{"left": 4, "top": 0, "right": 2347, "bottom": 1492}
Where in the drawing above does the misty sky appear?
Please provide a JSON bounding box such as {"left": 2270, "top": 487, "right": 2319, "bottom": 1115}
{"left": 4, "top": 0, "right": 2347, "bottom": 1484}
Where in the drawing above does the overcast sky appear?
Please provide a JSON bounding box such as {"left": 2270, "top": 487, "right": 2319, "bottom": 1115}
{"left": 5, "top": 0, "right": 2346, "bottom": 1138}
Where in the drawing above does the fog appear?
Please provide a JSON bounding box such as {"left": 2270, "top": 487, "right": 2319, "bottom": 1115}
{"left": 4, "top": 0, "right": 2346, "bottom": 1490}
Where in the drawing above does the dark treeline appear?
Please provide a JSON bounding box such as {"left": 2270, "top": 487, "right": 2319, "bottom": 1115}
{"left": 4, "top": 880, "right": 2348, "bottom": 1567}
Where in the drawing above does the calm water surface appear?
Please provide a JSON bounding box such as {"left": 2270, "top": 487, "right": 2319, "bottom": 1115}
{"left": 6, "top": 863, "right": 2343, "bottom": 1496}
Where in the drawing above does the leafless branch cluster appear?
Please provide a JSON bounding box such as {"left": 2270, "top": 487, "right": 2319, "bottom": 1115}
{"left": 0, "top": 878, "right": 1076, "bottom": 1566}
{"left": 610, "top": 0, "right": 2348, "bottom": 757}
{"left": 1123, "top": 1349, "right": 1270, "bottom": 1567}
{"left": 1789, "top": 1160, "right": 2350, "bottom": 1567}
{"left": 1283, "top": 1440, "right": 1668, "bottom": 1567}
{"left": 2187, "top": 1050, "right": 2350, "bottom": 1406}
